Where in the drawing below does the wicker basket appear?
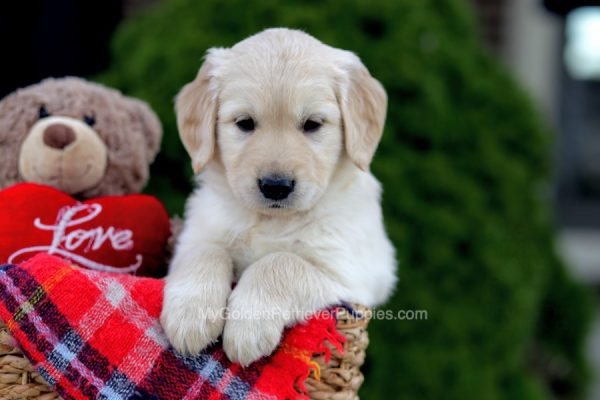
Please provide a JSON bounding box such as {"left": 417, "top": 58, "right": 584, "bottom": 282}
{"left": 304, "top": 305, "right": 371, "bottom": 400}
{"left": 0, "top": 305, "right": 370, "bottom": 399}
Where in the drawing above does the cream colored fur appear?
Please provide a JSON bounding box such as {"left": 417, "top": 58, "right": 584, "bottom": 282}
{"left": 162, "top": 28, "right": 396, "bottom": 366}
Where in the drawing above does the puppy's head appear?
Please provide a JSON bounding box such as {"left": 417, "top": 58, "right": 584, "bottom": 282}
{"left": 176, "top": 28, "right": 386, "bottom": 215}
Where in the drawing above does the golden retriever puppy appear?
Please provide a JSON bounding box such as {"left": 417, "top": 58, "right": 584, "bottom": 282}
{"left": 161, "top": 28, "right": 396, "bottom": 366}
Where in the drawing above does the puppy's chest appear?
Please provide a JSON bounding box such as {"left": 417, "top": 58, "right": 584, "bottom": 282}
{"left": 227, "top": 222, "right": 310, "bottom": 275}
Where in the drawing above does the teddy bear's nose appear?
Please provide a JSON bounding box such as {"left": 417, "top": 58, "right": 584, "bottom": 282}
{"left": 43, "top": 124, "right": 76, "bottom": 150}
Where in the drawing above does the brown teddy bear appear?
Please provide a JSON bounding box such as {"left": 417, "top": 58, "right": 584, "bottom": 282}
{"left": 0, "top": 76, "right": 161, "bottom": 197}
{"left": 0, "top": 77, "right": 172, "bottom": 277}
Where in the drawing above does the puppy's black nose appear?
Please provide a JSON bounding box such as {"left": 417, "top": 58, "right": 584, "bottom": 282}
{"left": 258, "top": 176, "right": 295, "bottom": 201}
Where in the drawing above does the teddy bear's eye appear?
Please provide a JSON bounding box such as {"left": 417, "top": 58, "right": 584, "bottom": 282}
{"left": 38, "top": 106, "right": 50, "bottom": 119}
{"left": 83, "top": 115, "right": 96, "bottom": 127}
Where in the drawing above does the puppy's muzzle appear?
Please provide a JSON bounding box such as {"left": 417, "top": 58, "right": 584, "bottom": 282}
{"left": 258, "top": 175, "right": 295, "bottom": 201}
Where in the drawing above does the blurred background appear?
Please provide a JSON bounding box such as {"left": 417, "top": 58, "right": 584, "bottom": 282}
{"left": 2, "top": 0, "right": 600, "bottom": 398}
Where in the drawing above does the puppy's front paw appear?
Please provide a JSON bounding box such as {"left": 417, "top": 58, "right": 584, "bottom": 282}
{"left": 222, "top": 297, "right": 286, "bottom": 366}
{"left": 161, "top": 291, "right": 227, "bottom": 356}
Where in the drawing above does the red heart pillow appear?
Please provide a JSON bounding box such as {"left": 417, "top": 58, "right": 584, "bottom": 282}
{"left": 0, "top": 183, "right": 170, "bottom": 277}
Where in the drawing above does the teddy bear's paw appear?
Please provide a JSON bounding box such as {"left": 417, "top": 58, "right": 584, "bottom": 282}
{"left": 160, "top": 294, "right": 226, "bottom": 356}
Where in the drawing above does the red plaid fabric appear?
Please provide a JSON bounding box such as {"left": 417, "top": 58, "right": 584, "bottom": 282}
{"left": 0, "top": 254, "right": 345, "bottom": 400}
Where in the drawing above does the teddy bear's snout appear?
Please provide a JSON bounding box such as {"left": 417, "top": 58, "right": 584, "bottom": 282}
{"left": 18, "top": 115, "right": 109, "bottom": 195}
{"left": 43, "top": 124, "right": 76, "bottom": 150}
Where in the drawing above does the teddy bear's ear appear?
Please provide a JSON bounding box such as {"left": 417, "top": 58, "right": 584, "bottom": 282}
{"left": 125, "top": 99, "right": 163, "bottom": 163}
{"left": 0, "top": 89, "right": 43, "bottom": 189}
{"left": 0, "top": 90, "right": 37, "bottom": 143}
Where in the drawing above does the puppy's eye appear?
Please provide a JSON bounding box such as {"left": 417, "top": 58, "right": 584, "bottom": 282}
{"left": 39, "top": 106, "right": 50, "bottom": 119}
{"left": 235, "top": 117, "right": 255, "bottom": 132}
{"left": 83, "top": 115, "right": 96, "bottom": 126}
{"left": 303, "top": 119, "right": 322, "bottom": 133}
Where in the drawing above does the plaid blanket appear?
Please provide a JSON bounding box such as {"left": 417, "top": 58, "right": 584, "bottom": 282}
{"left": 0, "top": 254, "right": 345, "bottom": 400}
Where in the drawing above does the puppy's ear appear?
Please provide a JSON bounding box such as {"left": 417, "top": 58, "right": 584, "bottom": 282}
{"left": 339, "top": 58, "right": 387, "bottom": 171}
{"left": 176, "top": 58, "right": 219, "bottom": 174}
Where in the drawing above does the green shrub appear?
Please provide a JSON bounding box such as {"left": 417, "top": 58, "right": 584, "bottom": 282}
{"left": 98, "top": 0, "right": 592, "bottom": 398}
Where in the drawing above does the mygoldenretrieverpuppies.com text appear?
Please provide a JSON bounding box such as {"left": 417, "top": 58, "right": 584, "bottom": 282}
{"left": 189, "top": 307, "right": 429, "bottom": 322}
